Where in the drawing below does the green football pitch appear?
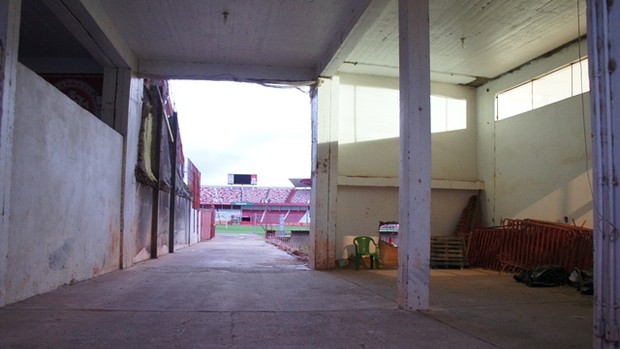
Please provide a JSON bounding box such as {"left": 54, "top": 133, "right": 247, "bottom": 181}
{"left": 215, "top": 224, "right": 308, "bottom": 235}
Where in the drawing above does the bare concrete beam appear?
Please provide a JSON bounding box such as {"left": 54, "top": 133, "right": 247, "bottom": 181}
{"left": 309, "top": 77, "right": 339, "bottom": 270}
{"left": 42, "top": 0, "right": 136, "bottom": 69}
{"left": 397, "top": 0, "right": 431, "bottom": 311}
{"left": 318, "top": 0, "right": 391, "bottom": 77}
{"left": 138, "top": 60, "right": 316, "bottom": 83}
{"left": 0, "top": 0, "right": 20, "bottom": 307}
{"left": 588, "top": 1, "right": 620, "bottom": 347}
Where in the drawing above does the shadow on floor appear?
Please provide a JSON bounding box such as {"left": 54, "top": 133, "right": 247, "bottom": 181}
{"left": 0, "top": 235, "right": 592, "bottom": 348}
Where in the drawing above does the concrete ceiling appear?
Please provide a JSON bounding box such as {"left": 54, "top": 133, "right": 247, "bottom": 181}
{"left": 20, "top": 0, "right": 587, "bottom": 86}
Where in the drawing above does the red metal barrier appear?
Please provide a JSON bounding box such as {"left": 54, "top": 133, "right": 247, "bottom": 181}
{"left": 200, "top": 209, "right": 216, "bottom": 241}
{"left": 468, "top": 219, "right": 593, "bottom": 272}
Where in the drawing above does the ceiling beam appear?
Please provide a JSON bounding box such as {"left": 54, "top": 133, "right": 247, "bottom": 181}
{"left": 138, "top": 60, "right": 317, "bottom": 84}
{"left": 318, "top": 0, "right": 392, "bottom": 77}
{"left": 43, "top": 0, "right": 136, "bottom": 69}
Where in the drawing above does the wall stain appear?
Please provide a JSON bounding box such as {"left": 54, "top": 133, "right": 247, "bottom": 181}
{"left": 48, "top": 238, "right": 75, "bottom": 270}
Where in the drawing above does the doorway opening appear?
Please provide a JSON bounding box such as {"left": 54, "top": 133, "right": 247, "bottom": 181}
{"left": 168, "top": 79, "right": 313, "bottom": 264}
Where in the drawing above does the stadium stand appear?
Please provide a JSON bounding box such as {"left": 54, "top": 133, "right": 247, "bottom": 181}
{"left": 241, "top": 186, "right": 269, "bottom": 203}
{"left": 289, "top": 189, "right": 311, "bottom": 203}
{"left": 201, "top": 186, "right": 311, "bottom": 205}
{"left": 201, "top": 185, "right": 310, "bottom": 225}
{"left": 200, "top": 186, "right": 218, "bottom": 203}
{"left": 218, "top": 186, "right": 242, "bottom": 204}
{"left": 266, "top": 188, "right": 290, "bottom": 203}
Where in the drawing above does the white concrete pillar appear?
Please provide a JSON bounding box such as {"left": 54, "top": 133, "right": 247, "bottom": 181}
{"left": 105, "top": 68, "right": 143, "bottom": 269}
{"left": 397, "top": 0, "right": 431, "bottom": 310}
{"left": 588, "top": 1, "right": 620, "bottom": 347}
{"left": 309, "top": 77, "right": 339, "bottom": 270}
{"left": 0, "top": 0, "right": 20, "bottom": 307}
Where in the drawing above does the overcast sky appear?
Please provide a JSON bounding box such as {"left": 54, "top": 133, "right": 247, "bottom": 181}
{"left": 169, "top": 80, "right": 311, "bottom": 187}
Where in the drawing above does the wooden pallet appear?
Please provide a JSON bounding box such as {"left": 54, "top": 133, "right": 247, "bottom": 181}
{"left": 430, "top": 236, "right": 468, "bottom": 269}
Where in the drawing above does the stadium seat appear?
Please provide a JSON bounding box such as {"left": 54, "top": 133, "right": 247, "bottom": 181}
{"left": 354, "top": 236, "right": 380, "bottom": 270}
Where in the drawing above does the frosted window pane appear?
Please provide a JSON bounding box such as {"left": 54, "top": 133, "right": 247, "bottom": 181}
{"left": 497, "top": 83, "right": 531, "bottom": 120}
{"left": 431, "top": 96, "right": 447, "bottom": 133}
{"left": 338, "top": 85, "right": 356, "bottom": 144}
{"left": 431, "top": 95, "right": 466, "bottom": 133}
{"left": 354, "top": 86, "right": 399, "bottom": 142}
{"left": 532, "top": 66, "right": 571, "bottom": 108}
{"left": 446, "top": 98, "right": 466, "bottom": 131}
{"left": 572, "top": 58, "right": 590, "bottom": 95}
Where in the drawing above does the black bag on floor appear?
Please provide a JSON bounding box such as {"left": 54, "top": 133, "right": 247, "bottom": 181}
{"left": 514, "top": 265, "right": 569, "bottom": 287}
{"left": 568, "top": 267, "right": 594, "bottom": 295}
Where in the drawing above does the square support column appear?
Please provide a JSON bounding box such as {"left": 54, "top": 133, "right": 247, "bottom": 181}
{"left": 103, "top": 67, "right": 144, "bottom": 269}
{"left": 0, "top": 0, "right": 20, "bottom": 307}
{"left": 310, "top": 77, "right": 339, "bottom": 270}
{"left": 587, "top": 1, "right": 620, "bottom": 347}
{"left": 397, "top": 0, "right": 431, "bottom": 310}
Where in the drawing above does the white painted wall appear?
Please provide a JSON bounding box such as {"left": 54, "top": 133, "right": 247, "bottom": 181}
{"left": 477, "top": 41, "right": 592, "bottom": 227}
{"left": 336, "top": 186, "right": 398, "bottom": 260}
{"left": 7, "top": 64, "right": 122, "bottom": 304}
{"left": 431, "top": 82, "right": 478, "bottom": 181}
{"left": 338, "top": 74, "right": 477, "bottom": 180}
{"left": 335, "top": 73, "right": 479, "bottom": 259}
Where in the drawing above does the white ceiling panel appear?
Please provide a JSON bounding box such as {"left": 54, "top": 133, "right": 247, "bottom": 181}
{"left": 340, "top": 0, "right": 587, "bottom": 84}
{"left": 20, "top": 0, "right": 588, "bottom": 85}
{"left": 98, "top": 0, "right": 371, "bottom": 80}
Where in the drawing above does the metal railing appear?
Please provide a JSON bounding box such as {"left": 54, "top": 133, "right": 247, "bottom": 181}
{"left": 467, "top": 219, "right": 593, "bottom": 272}
{"left": 266, "top": 231, "right": 309, "bottom": 258}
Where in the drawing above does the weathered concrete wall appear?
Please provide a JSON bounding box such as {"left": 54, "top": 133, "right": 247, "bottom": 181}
{"left": 0, "top": 0, "right": 21, "bottom": 307}
{"left": 151, "top": 191, "right": 191, "bottom": 255}
{"left": 157, "top": 191, "right": 171, "bottom": 256}
{"left": 336, "top": 186, "right": 398, "bottom": 260}
{"left": 431, "top": 189, "right": 476, "bottom": 235}
{"left": 173, "top": 196, "right": 190, "bottom": 249}
{"left": 119, "top": 73, "right": 145, "bottom": 268}
{"left": 7, "top": 63, "right": 122, "bottom": 304}
{"left": 336, "top": 187, "right": 474, "bottom": 260}
{"left": 132, "top": 183, "right": 154, "bottom": 263}
{"left": 131, "top": 185, "right": 194, "bottom": 262}
{"left": 477, "top": 41, "right": 592, "bottom": 227}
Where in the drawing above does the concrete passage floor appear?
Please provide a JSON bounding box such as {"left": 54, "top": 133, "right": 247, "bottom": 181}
{"left": 0, "top": 234, "right": 592, "bottom": 348}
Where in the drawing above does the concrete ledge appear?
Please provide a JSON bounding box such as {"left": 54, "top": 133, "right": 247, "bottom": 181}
{"left": 338, "top": 176, "right": 484, "bottom": 190}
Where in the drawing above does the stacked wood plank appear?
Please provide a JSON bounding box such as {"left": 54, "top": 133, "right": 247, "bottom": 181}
{"left": 430, "top": 236, "right": 468, "bottom": 269}
{"left": 454, "top": 194, "right": 481, "bottom": 240}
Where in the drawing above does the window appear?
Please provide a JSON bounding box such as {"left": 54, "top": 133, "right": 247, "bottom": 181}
{"left": 496, "top": 83, "right": 532, "bottom": 120}
{"left": 496, "top": 58, "right": 589, "bottom": 120}
{"left": 532, "top": 66, "right": 572, "bottom": 108}
{"left": 431, "top": 95, "right": 467, "bottom": 133}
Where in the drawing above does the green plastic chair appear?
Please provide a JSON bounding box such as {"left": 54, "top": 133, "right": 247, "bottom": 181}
{"left": 354, "top": 236, "right": 380, "bottom": 270}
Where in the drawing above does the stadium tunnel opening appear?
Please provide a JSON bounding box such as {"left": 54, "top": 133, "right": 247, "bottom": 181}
{"left": 169, "top": 79, "right": 314, "bottom": 268}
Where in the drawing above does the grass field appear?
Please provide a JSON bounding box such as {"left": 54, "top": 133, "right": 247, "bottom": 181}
{"left": 215, "top": 224, "right": 309, "bottom": 235}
